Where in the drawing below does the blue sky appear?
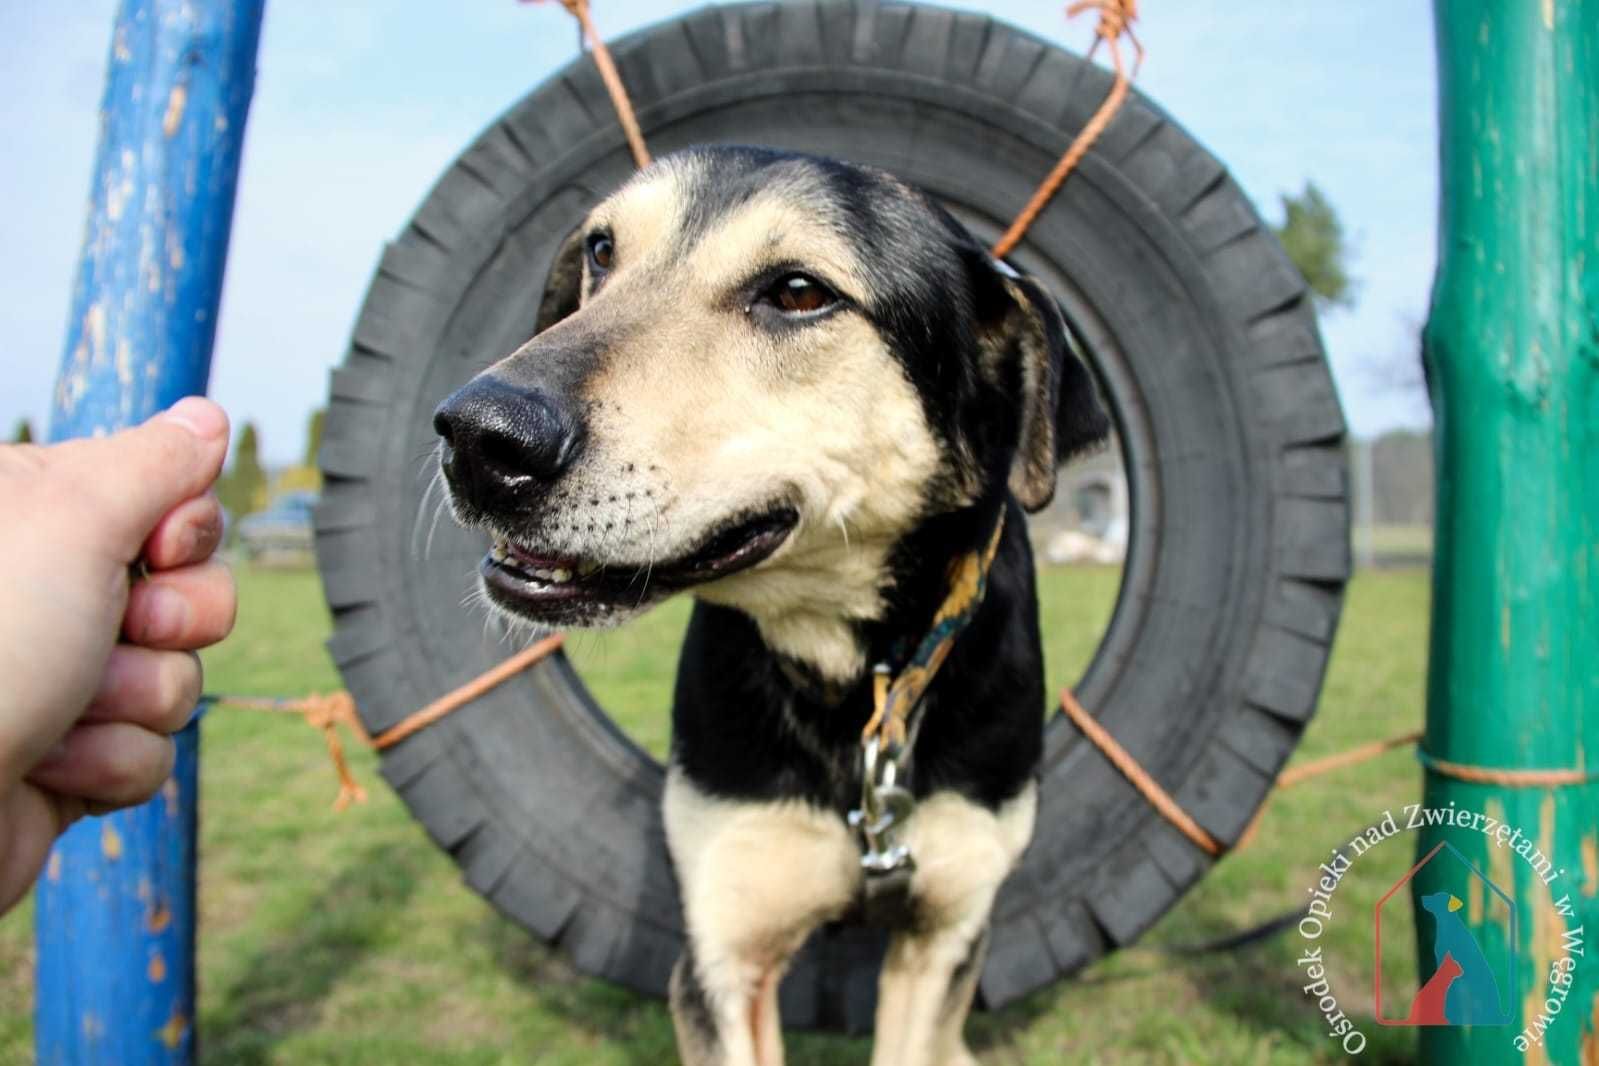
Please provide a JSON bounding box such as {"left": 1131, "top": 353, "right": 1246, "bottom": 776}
{"left": 2, "top": 2, "right": 1437, "bottom": 463}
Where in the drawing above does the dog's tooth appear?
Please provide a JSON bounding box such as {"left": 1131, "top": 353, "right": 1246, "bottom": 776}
{"left": 552, "top": 568, "right": 572, "bottom": 583}
{"left": 532, "top": 568, "right": 553, "bottom": 581}
{"left": 578, "top": 560, "right": 601, "bottom": 577}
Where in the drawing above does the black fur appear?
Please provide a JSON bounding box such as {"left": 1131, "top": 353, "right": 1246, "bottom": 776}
{"left": 668, "top": 947, "right": 721, "bottom": 1054}
{"left": 456, "top": 144, "right": 1109, "bottom": 814}
{"left": 673, "top": 492, "right": 1044, "bottom": 814}
{"left": 655, "top": 148, "right": 1105, "bottom": 816}
{"left": 440, "top": 148, "right": 1111, "bottom": 1058}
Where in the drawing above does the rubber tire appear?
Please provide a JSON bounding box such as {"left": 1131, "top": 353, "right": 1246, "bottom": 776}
{"left": 315, "top": 0, "right": 1349, "bottom": 1033}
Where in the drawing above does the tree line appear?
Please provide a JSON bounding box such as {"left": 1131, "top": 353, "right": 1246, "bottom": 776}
{"left": 212, "top": 408, "right": 324, "bottom": 519}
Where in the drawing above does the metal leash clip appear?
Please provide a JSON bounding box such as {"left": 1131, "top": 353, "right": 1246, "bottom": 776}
{"left": 848, "top": 731, "right": 917, "bottom": 877}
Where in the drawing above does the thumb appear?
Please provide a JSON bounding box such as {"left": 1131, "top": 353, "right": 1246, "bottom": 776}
{"left": 49, "top": 397, "right": 231, "bottom": 562}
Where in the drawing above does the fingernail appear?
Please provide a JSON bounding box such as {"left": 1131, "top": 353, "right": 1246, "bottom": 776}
{"left": 159, "top": 397, "right": 227, "bottom": 441}
{"left": 139, "top": 585, "right": 191, "bottom": 644}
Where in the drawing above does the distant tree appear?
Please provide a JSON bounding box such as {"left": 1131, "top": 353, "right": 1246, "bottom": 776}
{"left": 217, "top": 421, "right": 268, "bottom": 519}
{"left": 303, "top": 407, "right": 326, "bottom": 468}
{"left": 11, "top": 418, "right": 34, "bottom": 444}
{"left": 1273, "top": 182, "right": 1355, "bottom": 311}
{"left": 272, "top": 465, "right": 322, "bottom": 495}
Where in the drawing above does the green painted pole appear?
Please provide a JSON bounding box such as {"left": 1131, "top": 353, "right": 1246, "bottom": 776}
{"left": 1419, "top": 2, "right": 1597, "bottom": 1064}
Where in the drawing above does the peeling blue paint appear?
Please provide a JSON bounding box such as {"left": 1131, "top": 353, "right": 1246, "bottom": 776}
{"left": 35, "top": 0, "right": 262, "bottom": 1062}
{"left": 45, "top": 0, "right": 263, "bottom": 443}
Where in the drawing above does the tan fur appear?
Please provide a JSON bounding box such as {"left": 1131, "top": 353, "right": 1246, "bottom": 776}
{"left": 587, "top": 161, "right": 695, "bottom": 275}
{"left": 471, "top": 158, "right": 1042, "bottom": 1063}
{"left": 494, "top": 164, "right": 942, "bottom": 679}
{"left": 871, "top": 785, "right": 1037, "bottom": 1066}
{"left": 665, "top": 765, "right": 1036, "bottom": 1066}
{"left": 664, "top": 767, "right": 861, "bottom": 1066}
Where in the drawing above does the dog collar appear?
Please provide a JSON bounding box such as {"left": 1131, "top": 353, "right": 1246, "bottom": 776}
{"left": 849, "top": 508, "right": 1007, "bottom": 897}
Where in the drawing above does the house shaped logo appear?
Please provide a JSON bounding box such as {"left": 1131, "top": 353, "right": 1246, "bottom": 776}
{"left": 1374, "top": 840, "right": 1516, "bottom": 1026}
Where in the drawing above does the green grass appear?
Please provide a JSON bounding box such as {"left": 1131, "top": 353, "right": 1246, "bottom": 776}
{"left": 1357, "top": 524, "right": 1434, "bottom": 560}
{"left": 0, "top": 566, "right": 1431, "bottom": 1064}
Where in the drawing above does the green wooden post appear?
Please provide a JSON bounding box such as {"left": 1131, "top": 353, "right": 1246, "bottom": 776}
{"left": 1419, "top": 2, "right": 1597, "bottom": 1063}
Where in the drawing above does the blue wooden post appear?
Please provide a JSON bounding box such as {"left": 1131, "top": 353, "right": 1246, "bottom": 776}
{"left": 35, "top": 1, "right": 263, "bottom": 1062}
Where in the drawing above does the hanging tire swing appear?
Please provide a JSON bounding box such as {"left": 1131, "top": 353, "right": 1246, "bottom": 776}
{"left": 315, "top": 0, "right": 1349, "bottom": 1033}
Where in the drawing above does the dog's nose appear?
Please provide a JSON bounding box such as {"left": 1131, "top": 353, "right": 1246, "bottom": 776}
{"left": 433, "top": 376, "right": 584, "bottom": 510}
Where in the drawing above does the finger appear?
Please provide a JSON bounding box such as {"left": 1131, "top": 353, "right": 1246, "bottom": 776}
{"left": 47, "top": 397, "right": 229, "bottom": 562}
{"left": 142, "top": 492, "right": 225, "bottom": 571}
{"left": 82, "top": 645, "right": 202, "bottom": 734}
{"left": 24, "top": 722, "right": 176, "bottom": 809}
{"left": 123, "top": 559, "right": 237, "bottom": 650}
{"left": 0, "top": 784, "right": 85, "bottom": 915}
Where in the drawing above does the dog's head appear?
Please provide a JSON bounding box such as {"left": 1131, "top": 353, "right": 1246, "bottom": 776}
{"left": 435, "top": 146, "right": 1107, "bottom": 673}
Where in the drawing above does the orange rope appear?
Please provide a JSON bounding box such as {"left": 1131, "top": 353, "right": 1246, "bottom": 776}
{"left": 1059, "top": 686, "right": 1221, "bottom": 856}
{"left": 524, "top": 0, "right": 1140, "bottom": 253}
{"left": 1417, "top": 749, "right": 1596, "bottom": 788}
{"left": 524, "top": 0, "right": 651, "bottom": 168}
{"left": 992, "top": 0, "right": 1143, "bottom": 259}
{"left": 370, "top": 633, "right": 566, "bottom": 750}
{"left": 1063, "top": 685, "right": 1597, "bottom": 857}
{"left": 218, "top": 1, "right": 1595, "bottom": 839}
{"left": 209, "top": 633, "right": 564, "bottom": 810}
{"left": 1231, "top": 730, "right": 1422, "bottom": 850}
{"left": 206, "top": 692, "right": 370, "bottom": 811}
{"left": 1278, "top": 729, "right": 1423, "bottom": 788}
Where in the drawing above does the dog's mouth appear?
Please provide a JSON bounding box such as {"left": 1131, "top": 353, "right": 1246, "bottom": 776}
{"left": 480, "top": 506, "right": 799, "bottom": 620}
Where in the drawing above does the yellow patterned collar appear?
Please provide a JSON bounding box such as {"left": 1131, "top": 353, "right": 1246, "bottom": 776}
{"left": 860, "top": 508, "right": 1007, "bottom": 755}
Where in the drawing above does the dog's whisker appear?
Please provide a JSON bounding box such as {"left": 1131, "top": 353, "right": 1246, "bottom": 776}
{"left": 410, "top": 452, "right": 444, "bottom": 558}
{"left": 424, "top": 493, "right": 449, "bottom": 562}
{"left": 425, "top": 450, "right": 456, "bottom": 561}
{"left": 635, "top": 494, "right": 663, "bottom": 610}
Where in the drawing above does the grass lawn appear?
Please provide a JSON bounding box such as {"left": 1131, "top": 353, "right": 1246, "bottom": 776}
{"left": 0, "top": 566, "right": 1431, "bottom": 1064}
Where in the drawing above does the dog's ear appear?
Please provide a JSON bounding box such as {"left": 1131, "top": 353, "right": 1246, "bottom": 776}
{"left": 535, "top": 226, "right": 588, "bottom": 333}
{"left": 976, "top": 264, "right": 1110, "bottom": 512}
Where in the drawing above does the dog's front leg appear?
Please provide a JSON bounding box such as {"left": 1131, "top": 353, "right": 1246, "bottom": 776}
{"left": 670, "top": 944, "right": 784, "bottom": 1066}
{"left": 870, "top": 922, "right": 989, "bottom": 1066}
{"left": 869, "top": 788, "right": 1037, "bottom": 1066}
{"left": 665, "top": 770, "right": 860, "bottom": 1066}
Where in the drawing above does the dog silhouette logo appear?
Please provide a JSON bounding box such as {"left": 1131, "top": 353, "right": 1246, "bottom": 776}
{"left": 1374, "top": 840, "right": 1515, "bottom": 1027}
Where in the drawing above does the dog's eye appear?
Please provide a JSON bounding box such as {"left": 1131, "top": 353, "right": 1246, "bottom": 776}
{"left": 764, "top": 274, "right": 836, "bottom": 315}
{"left": 587, "top": 233, "right": 614, "bottom": 272}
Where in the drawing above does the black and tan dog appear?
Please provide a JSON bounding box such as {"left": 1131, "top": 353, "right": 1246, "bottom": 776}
{"left": 433, "top": 145, "right": 1108, "bottom": 1066}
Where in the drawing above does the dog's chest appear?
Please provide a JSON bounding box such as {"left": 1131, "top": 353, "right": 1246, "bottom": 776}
{"left": 663, "top": 767, "right": 1038, "bottom": 947}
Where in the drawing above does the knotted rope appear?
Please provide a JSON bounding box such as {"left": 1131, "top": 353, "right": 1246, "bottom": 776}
{"left": 208, "top": 633, "right": 565, "bottom": 809}
{"left": 991, "top": 0, "right": 1143, "bottom": 258}
{"left": 1062, "top": 701, "right": 1596, "bottom": 858}
{"left": 525, "top": 0, "right": 1141, "bottom": 257}
{"left": 217, "top": 1, "right": 1590, "bottom": 846}
{"left": 522, "top": 0, "right": 651, "bottom": 168}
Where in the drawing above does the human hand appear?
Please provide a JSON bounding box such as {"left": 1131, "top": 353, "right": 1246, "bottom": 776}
{"left": 0, "top": 397, "right": 236, "bottom": 913}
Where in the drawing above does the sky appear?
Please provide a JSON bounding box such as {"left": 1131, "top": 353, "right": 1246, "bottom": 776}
{"left": 0, "top": 2, "right": 1438, "bottom": 464}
